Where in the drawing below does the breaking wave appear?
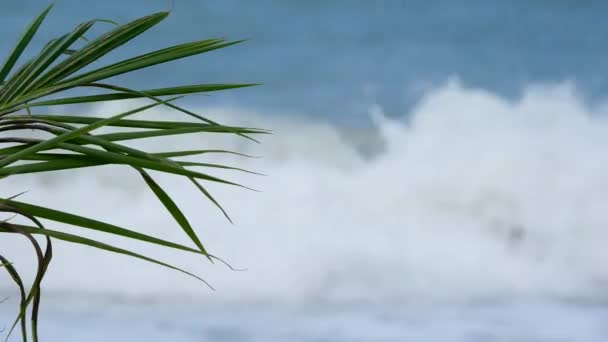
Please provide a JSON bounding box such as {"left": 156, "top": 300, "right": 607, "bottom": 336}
{"left": 2, "top": 80, "right": 608, "bottom": 304}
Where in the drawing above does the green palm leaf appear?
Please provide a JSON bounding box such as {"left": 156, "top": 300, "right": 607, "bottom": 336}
{"left": 0, "top": 3, "right": 265, "bottom": 340}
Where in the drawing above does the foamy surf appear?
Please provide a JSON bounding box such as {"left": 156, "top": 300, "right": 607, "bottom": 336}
{"left": 2, "top": 81, "right": 608, "bottom": 305}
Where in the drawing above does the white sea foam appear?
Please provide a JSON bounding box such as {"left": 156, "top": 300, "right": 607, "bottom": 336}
{"left": 2, "top": 80, "right": 608, "bottom": 304}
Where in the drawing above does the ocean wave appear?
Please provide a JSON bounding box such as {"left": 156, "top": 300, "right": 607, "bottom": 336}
{"left": 2, "top": 80, "right": 608, "bottom": 304}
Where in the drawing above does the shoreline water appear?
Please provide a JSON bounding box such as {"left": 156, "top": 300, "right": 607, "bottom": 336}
{"left": 2, "top": 298, "right": 607, "bottom": 341}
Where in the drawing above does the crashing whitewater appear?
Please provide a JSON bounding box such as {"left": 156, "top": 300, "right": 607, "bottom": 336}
{"left": 2, "top": 80, "right": 608, "bottom": 305}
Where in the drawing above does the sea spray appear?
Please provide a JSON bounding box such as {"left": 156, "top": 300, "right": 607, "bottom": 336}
{"left": 2, "top": 81, "right": 608, "bottom": 304}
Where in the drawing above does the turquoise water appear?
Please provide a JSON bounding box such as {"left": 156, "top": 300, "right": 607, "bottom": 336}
{"left": 2, "top": 1, "right": 608, "bottom": 341}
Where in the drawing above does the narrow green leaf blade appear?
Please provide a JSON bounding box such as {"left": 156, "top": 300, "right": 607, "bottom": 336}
{"left": 0, "top": 223, "right": 214, "bottom": 290}
{"left": 34, "top": 12, "right": 169, "bottom": 89}
{"left": 0, "top": 4, "right": 53, "bottom": 83}
{"left": 0, "top": 255, "right": 27, "bottom": 342}
{"left": 138, "top": 169, "right": 212, "bottom": 261}
{"left": 58, "top": 40, "right": 242, "bottom": 87}
{"left": 0, "top": 198, "right": 209, "bottom": 257}
{"left": 0, "top": 97, "right": 178, "bottom": 168}
{"left": 28, "top": 83, "right": 257, "bottom": 106}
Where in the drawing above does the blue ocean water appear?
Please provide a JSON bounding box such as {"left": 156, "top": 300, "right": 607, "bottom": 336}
{"left": 2, "top": 1, "right": 608, "bottom": 123}
{"left": 2, "top": 1, "right": 608, "bottom": 341}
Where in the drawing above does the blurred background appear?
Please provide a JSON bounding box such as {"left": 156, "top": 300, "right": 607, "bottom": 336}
{"left": 2, "top": 1, "right": 608, "bottom": 341}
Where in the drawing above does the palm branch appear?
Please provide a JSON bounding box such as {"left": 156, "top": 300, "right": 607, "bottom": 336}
{"left": 0, "top": 4, "right": 265, "bottom": 341}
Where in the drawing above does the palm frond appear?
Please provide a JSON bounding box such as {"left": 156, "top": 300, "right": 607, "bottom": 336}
{"left": 0, "top": 4, "right": 264, "bottom": 340}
